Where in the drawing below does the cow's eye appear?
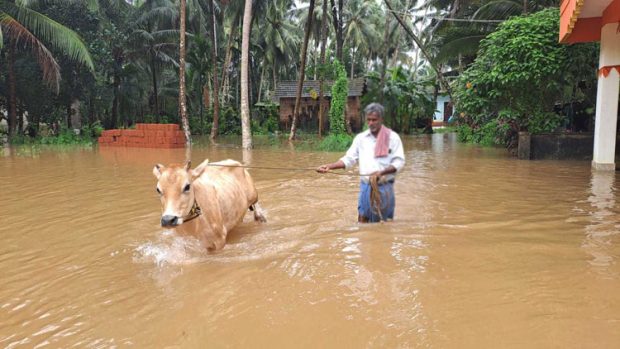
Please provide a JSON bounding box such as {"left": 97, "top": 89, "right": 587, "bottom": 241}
{"left": 156, "top": 187, "right": 162, "bottom": 195}
{"left": 183, "top": 184, "right": 191, "bottom": 192}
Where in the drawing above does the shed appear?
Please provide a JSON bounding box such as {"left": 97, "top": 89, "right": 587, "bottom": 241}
{"left": 272, "top": 78, "right": 366, "bottom": 133}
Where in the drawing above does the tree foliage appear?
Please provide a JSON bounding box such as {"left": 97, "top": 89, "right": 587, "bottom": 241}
{"left": 453, "top": 8, "right": 599, "bottom": 147}
{"left": 365, "top": 66, "right": 435, "bottom": 134}
{"left": 328, "top": 59, "right": 348, "bottom": 135}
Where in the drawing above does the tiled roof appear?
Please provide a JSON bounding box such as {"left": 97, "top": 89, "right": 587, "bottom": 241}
{"left": 272, "top": 78, "right": 366, "bottom": 101}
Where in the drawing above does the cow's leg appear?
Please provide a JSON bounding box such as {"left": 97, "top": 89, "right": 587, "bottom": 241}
{"left": 250, "top": 203, "right": 266, "bottom": 223}
{"left": 202, "top": 224, "right": 227, "bottom": 251}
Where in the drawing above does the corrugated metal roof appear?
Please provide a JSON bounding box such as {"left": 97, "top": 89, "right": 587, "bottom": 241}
{"left": 272, "top": 78, "right": 366, "bottom": 101}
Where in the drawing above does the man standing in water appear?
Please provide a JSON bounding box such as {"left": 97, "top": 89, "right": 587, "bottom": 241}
{"left": 317, "top": 103, "right": 405, "bottom": 222}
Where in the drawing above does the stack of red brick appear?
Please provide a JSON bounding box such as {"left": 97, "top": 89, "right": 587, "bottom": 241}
{"left": 98, "top": 123, "right": 186, "bottom": 148}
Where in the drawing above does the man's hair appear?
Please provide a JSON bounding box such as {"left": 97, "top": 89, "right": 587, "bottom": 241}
{"left": 364, "top": 103, "right": 384, "bottom": 118}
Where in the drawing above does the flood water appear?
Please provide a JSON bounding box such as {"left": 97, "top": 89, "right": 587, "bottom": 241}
{"left": 1, "top": 133, "right": 619, "bottom": 348}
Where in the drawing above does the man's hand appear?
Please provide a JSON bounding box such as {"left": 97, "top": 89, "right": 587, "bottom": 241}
{"left": 316, "top": 164, "right": 331, "bottom": 173}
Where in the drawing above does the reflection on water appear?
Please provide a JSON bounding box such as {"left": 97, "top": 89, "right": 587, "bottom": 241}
{"left": 584, "top": 171, "right": 618, "bottom": 274}
{"left": 1, "top": 134, "right": 620, "bottom": 347}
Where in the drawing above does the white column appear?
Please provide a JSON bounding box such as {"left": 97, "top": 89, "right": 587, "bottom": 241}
{"left": 592, "top": 24, "right": 620, "bottom": 170}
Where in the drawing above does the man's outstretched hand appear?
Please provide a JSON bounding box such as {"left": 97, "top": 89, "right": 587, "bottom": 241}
{"left": 316, "top": 165, "right": 331, "bottom": 173}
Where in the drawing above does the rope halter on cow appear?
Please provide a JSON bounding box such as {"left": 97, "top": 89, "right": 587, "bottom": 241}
{"left": 182, "top": 200, "right": 202, "bottom": 223}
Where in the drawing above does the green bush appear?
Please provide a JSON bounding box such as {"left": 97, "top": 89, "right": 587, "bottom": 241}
{"left": 317, "top": 133, "right": 353, "bottom": 152}
{"left": 10, "top": 127, "right": 94, "bottom": 146}
{"left": 252, "top": 102, "right": 280, "bottom": 135}
{"left": 328, "top": 60, "right": 348, "bottom": 135}
{"left": 143, "top": 115, "right": 176, "bottom": 124}
{"left": 219, "top": 107, "right": 241, "bottom": 135}
{"left": 456, "top": 120, "right": 500, "bottom": 146}
{"left": 363, "top": 67, "right": 435, "bottom": 134}
{"left": 453, "top": 8, "right": 599, "bottom": 147}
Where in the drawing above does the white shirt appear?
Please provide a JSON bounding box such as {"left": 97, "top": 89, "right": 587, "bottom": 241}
{"left": 340, "top": 129, "right": 405, "bottom": 183}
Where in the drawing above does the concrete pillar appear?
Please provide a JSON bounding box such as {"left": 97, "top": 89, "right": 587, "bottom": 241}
{"left": 592, "top": 24, "right": 620, "bottom": 171}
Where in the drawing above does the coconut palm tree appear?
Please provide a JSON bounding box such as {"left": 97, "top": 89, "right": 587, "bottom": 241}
{"left": 329, "top": 0, "right": 344, "bottom": 61}
{"left": 318, "top": 0, "right": 329, "bottom": 136}
{"left": 425, "top": 0, "right": 558, "bottom": 68}
{"left": 240, "top": 0, "right": 252, "bottom": 149}
{"left": 289, "top": 0, "right": 316, "bottom": 141}
{"left": 179, "top": 0, "right": 191, "bottom": 145}
{"left": 127, "top": 0, "right": 179, "bottom": 121}
{"left": 207, "top": 0, "right": 221, "bottom": 140}
{"left": 0, "top": 1, "right": 94, "bottom": 136}
{"left": 343, "top": 0, "right": 381, "bottom": 78}
{"left": 258, "top": 0, "right": 300, "bottom": 93}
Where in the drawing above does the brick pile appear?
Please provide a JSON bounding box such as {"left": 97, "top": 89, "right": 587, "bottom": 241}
{"left": 98, "top": 123, "right": 186, "bottom": 148}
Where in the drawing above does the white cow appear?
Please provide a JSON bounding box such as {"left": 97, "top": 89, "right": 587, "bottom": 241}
{"left": 153, "top": 159, "right": 265, "bottom": 250}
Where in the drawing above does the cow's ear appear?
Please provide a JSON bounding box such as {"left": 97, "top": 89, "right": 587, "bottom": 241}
{"left": 191, "top": 159, "right": 209, "bottom": 180}
{"left": 153, "top": 164, "right": 164, "bottom": 179}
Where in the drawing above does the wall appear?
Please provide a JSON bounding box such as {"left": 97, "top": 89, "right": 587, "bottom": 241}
{"left": 98, "top": 123, "right": 185, "bottom": 148}
{"left": 518, "top": 132, "right": 620, "bottom": 161}
{"left": 277, "top": 97, "right": 363, "bottom": 132}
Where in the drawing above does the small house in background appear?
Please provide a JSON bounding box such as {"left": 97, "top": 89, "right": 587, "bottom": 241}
{"left": 272, "top": 78, "right": 366, "bottom": 133}
{"left": 433, "top": 93, "right": 453, "bottom": 127}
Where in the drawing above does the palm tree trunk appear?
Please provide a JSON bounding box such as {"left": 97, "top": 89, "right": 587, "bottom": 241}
{"left": 523, "top": 0, "right": 528, "bottom": 14}
{"left": 379, "top": 16, "right": 390, "bottom": 104}
{"left": 450, "top": 0, "right": 461, "bottom": 18}
{"left": 318, "top": 0, "right": 328, "bottom": 137}
{"left": 221, "top": 11, "right": 241, "bottom": 104}
{"left": 289, "top": 0, "right": 316, "bottom": 141}
{"left": 111, "top": 58, "right": 121, "bottom": 128}
{"left": 412, "top": 5, "right": 427, "bottom": 78}
{"left": 241, "top": 0, "right": 253, "bottom": 149}
{"left": 151, "top": 54, "right": 160, "bottom": 122}
{"left": 330, "top": 0, "right": 344, "bottom": 61}
{"left": 199, "top": 76, "right": 204, "bottom": 133}
{"left": 111, "top": 74, "right": 120, "bottom": 128}
{"left": 209, "top": 0, "right": 221, "bottom": 140}
{"left": 179, "top": 0, "right": 191, "bottom": 146}
{"left": 350, "top": 47, "right": 355, "bottom": 78}
{"left": 257, "top": 62, "right": 266, "bottom": 102}
{"left": 385, "top": 0, "right": 452, "bottom": 98}
{"left": 313, "top": 48, "right": 318, "bottom": 80}
{"left": 7, "top": 42, "right": 17, "bottom": 137}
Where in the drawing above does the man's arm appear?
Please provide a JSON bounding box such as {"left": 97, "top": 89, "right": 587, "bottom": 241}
{"left": 317, "top": 135, "right": 359, "bottom": 173}
{"left": 317, "top": 160, "right": 346, "bottom": 173}
{"left": 374, "top": 165, "right": 397, "bottom": 176}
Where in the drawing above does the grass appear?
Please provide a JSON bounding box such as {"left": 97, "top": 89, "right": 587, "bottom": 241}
{"left": 432, "top": 126, "right": 457, "bottom": 134}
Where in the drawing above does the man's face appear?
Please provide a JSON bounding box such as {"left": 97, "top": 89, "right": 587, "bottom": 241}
{"left": 366, "top": 112, "right": 383, "bottom": 134}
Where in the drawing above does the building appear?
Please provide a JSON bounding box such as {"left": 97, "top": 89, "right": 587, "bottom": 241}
{"left": 560, "top": 0, "right": 620, "bottom": 170}
{"left": 433, "top": 94, "right": 453, "bottom": 127}
{"left": 272, "top": 78, "right": 366, "bottom": 133}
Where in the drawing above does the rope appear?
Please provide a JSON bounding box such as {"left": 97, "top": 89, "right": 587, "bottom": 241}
{"left": 205, "top": 163, "right": 377, "bottom": 177}
{"left": 369, "top": 175, "right": 384, "bottom": 221}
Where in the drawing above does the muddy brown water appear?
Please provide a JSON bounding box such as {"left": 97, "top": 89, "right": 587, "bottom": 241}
{"left": 1, "top": 134, "right": 619, "bottom": 348}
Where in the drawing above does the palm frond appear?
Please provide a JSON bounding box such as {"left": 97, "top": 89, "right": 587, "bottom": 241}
{"left": 473, "top": 0, "right": 522, "bottom": 20}
{"left": 129, "top": 29, "right": 155, "bottom": 44}
{"left": 15, "top": 6, "right": 94, "bottom": 71}
{"left": 155, "top": 51, "right": 179, "bottom": 67}
{"left": 151, "top": 29, "right": 182, "bottom": 42}
{"left": 435, "top": 35, "right": 486, "bottom": 64}
{"left": 16, "top": 0, "right": 99, "bottom": 13}
{"left": 136, "top": 6, "right": 179, "bottom": 26}
{"left": 0, "top": 12, "right": 61, "bottom": 91}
